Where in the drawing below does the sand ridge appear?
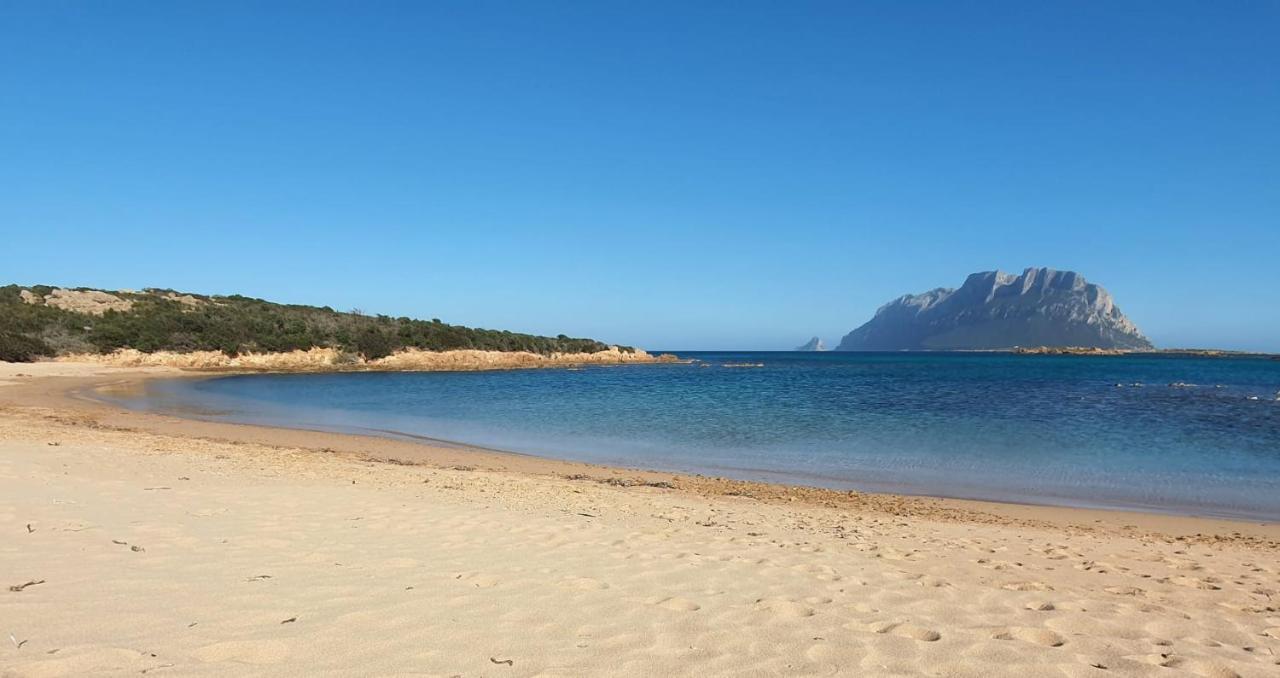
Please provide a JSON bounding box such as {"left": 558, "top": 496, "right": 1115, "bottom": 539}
{"left": 2, "top": 363, "right": 1279, "bottom": 676}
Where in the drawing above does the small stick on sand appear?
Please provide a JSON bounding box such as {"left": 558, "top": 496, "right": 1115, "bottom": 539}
{"left": 490, "top": 657, "right": 514, "bottom": 666}
{"left": 280, "top": 617, "right": 297, "bottom": 624}
{"left": 9, "top": 579, "right": 46, "bottom": 592}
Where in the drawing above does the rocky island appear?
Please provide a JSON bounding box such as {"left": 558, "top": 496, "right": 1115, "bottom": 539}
{"left": 837, "top": 268, "right": 1153, "bottom": 351}
{"left": 795, "top": 337, "right": 827, "bottom": 351}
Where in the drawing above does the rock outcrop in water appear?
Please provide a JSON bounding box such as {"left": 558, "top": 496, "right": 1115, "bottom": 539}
{"left": 795, "top": 337, "right": 827, "bottom": 351}
{"left": 837, "top": 268, "right": 1153, "bottom": 351}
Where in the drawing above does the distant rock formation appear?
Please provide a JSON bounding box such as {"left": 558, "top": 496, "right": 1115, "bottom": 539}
{"left": 795, "top": 337, "right": 827, "bottom": 351}
{"left": 836, "top": 268, "right": 1153, "bottom": 351}
{"left": 22, "top": 288, "right": 135, "bottom": 315}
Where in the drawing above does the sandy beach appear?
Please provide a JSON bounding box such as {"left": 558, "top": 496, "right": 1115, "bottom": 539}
{"left": 3, "top": 362, "right": 1279, "bottom": 677}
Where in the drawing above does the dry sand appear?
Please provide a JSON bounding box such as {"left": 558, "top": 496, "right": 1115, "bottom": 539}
{"left": 2, "top": 362, "right": 1279, "bottom": 677}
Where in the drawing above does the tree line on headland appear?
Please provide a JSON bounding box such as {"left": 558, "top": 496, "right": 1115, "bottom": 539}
{"left": 0, "top": 285, "right": 628, "bottom": 363}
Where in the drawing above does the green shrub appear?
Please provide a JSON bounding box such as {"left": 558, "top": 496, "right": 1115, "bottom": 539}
{"left": 0, "top": 285, "right": 631, "bottom": 358}
{"left": 0, "top": 331, "right": 54, "bottom": 363}
{"left": 351, "top": 327, "right": 395, "bottom": 360}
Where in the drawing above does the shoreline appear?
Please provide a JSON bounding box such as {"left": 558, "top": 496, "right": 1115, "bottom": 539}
{"left": 4, "top": 361, "right": 1278, "bottom": 544}
{"left": 5, "top": 360, "right": 1280, "bottom": 676}
{"left": 93, "top": 364, "right": 1280, "bottom": 527}
{"left": 53, "top": 345, "right": 686, "bottom": 372}
{"left": 99, "top": 373, "right": 1280, "bottom": 525}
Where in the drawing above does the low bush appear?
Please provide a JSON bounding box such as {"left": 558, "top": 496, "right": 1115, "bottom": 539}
{"left": 0, "top": 331, "right": 54, "bottom": 363}
{"left": 1, "top": 285, "right": 627, "bottom": 358}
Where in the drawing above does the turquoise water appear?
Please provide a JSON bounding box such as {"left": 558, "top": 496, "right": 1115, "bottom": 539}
{"left": 114, "top": 352, "right": 1280, "bottom": 520}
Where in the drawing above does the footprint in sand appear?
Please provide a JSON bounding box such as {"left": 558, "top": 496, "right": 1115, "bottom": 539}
{"left": 991, "top": 627, "right": 1065, "bottom": 647}
{"left": 879, "top": 547, "right": 921, "bottom": 561}
{"left": 1002, "top": 581, "right": 1054, "bottom": 592}
{"left": 861, "top": 621, "right": 941, "bottom": 642}
{"left": 453, "top": 572, "right": 500, "bottom": 588}
{"left": 753, "top": 598, "right": 816, "bottom": 618}
{"left": 5, "top": 647, "right": 148, "bottom": 675}
{"left": 1163, "top": 575, "right": 1221, "bottom": 590}
{"left": 1032, "top": 545, "right": 1071, "bottom": 561}
{"left": 790, "top": 563, "right": 842, "bottom": 581}
{"left": 560, "top": 576, "right": 609, "bottom": 590}
{"left": 1176, "top": 659, "right": 1243, "bottom": 678}
{"left": 1131, "top": 652, "right": 1180, "bottom": 669}
{"left": 1163, "top": 557, "right": 1203, "bottom": 571}
{"left": 652, "top": 597, "right": 701, "bottom": 612}
{"left": 193, "top": 640, "right": 290, "bottom": 664}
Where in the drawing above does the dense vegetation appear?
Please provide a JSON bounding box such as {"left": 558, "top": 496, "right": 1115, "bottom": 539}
{"left": 0, "top": 285, "right": 627, "bottom": 362}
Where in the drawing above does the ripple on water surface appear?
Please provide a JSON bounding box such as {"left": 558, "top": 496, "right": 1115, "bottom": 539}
{"left": 113, "top": 352, "right": 1280, "bottom": 520}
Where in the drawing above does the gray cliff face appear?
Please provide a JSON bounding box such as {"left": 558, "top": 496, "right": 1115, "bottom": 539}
{"left": 836, "top": 268, "right": 1153, "bottom": 351}
{"left": 795, "top": 337, "right": 827, "bottom": 351}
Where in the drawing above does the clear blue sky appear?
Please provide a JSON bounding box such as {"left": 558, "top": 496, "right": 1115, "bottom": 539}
{"left": 4, "top": 2, "right": 1277, "bottom": 351}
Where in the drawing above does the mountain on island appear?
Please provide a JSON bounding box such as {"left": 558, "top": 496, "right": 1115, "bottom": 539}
{"left": 795, "top": 337, "right": 827, "bottom": 351}
{"left": 836, "top": 268, "right": 1153, "bottom": 351}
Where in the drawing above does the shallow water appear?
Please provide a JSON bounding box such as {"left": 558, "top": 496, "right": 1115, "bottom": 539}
{"left": 111, "top": 352, "right": 1280, "bottom": 520}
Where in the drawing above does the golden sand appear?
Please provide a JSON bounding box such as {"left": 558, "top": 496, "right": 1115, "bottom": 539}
{"left": 2, "top": 362, "right": 1278, "bottom": 677}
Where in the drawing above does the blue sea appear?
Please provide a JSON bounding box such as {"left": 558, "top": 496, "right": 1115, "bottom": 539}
{"left": 111, "top": 352, "right": 1280, "bottom": 520}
